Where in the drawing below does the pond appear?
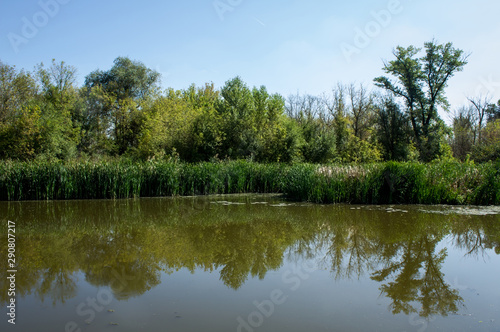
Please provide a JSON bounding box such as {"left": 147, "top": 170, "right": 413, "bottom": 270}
{"left": 1, "top": 195, "right": 499, "bottom": 332}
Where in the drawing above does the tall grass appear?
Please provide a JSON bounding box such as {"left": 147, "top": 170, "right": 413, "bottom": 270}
{"left": 0, "top": 160, "right": 498, "bottom": 205}
{"left": 284, "top": 161, "right": 500, "bottom": 205}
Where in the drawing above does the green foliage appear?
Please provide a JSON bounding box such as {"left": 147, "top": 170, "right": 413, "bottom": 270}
{"left": 0, "top": 105, "right": 43, "bottom": 160}
{"left": 215, "top": 77, "right": 302, "bottom": 162}
{"left": 345, "top": 136, "right": 382, "bottom": 163}
{"left": 374, "top": 41, "right": 468, "bottom": 161}
{"left": 77, "top": 85, "right": 116, "bottom": 155}
{"left": 257, "top": 116, "right": 303, "bottom": 163}
{"left": 471, "top": 120, "right": 500, "bottom": 162}
{"left": 0, "top": 49, "right": 496, "bottom": 166}
{"left": 376, "top": 97, "right": 411, "bottom": 161}
{"left": 487, "top": 100, "right": 500, "bottom": 122}
{"left": 83, "top": 57, "right": 161, "bottom": 155}
{"left": 451, "top": 106, "right": 475, "bottom": 161}
{"left": 217, "top": 77, "right": 258, "bottom": 159}
{"left": 332, "top": 109, "right": 350, "bottom": 162}
{"left": 34, "top": 60, "right": 81, "bottom": 160}
{"left": 283, "top": 161, "right": 498, "bottom": 205}
{"left": 299, "top": 115, "right": 336, "bottom": 163}
{"left": 0, "top": 160, "right": 497, "bottom": 205}
{"left": 0, "top": 61, "right": 38, "bottom": 123}
{"left": 84, "top": 57, "right": 160, "bottom": 100}
{"left": 181, "top": 83, "right": 223, "bottom": 161}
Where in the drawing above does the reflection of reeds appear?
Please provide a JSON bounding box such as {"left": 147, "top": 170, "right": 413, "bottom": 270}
{"left": 0, "top": 160, "right": 498, "bottom": 205}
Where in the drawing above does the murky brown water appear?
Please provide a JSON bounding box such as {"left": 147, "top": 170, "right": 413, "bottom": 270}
{"left": 1, "top": 195, "right": 499, "bottom": 331}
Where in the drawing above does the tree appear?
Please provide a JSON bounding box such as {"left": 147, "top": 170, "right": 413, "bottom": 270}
{"left": 0, "top": 105, "right": 43, "bottom": 160}
{"left": 37, "top": 59, "right": 78, "bottom": 103}
{"left": 327, "top": 84, "right": 351, "bottom": 162}
{"left": 253, "top": 91, "right": 301, "bottom": 162}
{"left": 35, "top": 59, "right": 80, "bottom": 160}
{"left": 471, "top": 119, "right": 500, "bottom": 162}
{"left": 183, "top": 83, "right": 224, "bottom": 162}
{"left": 217, "top": 77, "right": 258, "bottom": 159}
{"left": 487, "top": 100, "right": 500, "bottom": 123}
{"left": 135, "top": 88, "right": 199, "bottom": 160}
{"left": 467, "top": 95, "right": 491, "bottom": 144}
{"left": 0, "top": 60, "right": 37, "bottom": 124}
{"left": 84, "top": 57, "right": 161, "bottom": 155}
{"left": 85, "top": 57, "right": 160, "bottom": 101}
{"left": 217, "top": 77, "right": 300, "bottom": 162}
{"left": 77, "top": 85, "right": 116, "bottom": 155}
{"left": 348, "top": 83, "right": 375, "bottom": 141}
{"left": 286, "top": 93, "right": 335, "bottom": 163}
{"left": 322, "top": 83, "right": 382, "bottom": 163}
{"left": 450, "top": 106, "right": 475, "bottom": 161}
{"left": 376, "top": 96, "right": 411, "bottom": 161}
{"left": 374, "top": 41, "right": 468, "bottom": 161}
{"left": 450, "top": 97, "right": 498, "bottom": 161}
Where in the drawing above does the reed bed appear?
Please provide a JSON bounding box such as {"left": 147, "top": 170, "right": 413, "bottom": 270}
{"left": 0, "top": 160, "right": 498, "bottom": 205}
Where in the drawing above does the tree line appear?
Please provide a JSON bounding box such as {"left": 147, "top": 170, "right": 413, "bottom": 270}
{"left": 1, "top": 41, "right": 499, "bottom": 163}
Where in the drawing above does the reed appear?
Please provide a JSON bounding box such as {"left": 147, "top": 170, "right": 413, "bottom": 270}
{"left": 0, "top": 160, "right": 498, "bottom": 205}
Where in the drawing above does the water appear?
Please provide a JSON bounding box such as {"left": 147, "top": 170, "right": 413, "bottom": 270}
{"left": 1, "top": 195, "right": 499, "bottom": 332}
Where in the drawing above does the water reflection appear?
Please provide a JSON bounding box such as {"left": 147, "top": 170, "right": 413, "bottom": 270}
{"left": 0, "top": 196, "right": 499, "bottom": 321}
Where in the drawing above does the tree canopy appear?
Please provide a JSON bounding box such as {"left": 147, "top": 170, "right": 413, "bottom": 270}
{"left": 374, "top": 41, "right": 468, "bottom": 161}
{"left": 0, "top": 46, "right": 498, "bottom": 163}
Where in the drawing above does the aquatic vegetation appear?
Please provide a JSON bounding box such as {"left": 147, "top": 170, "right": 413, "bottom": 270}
{"left": 288, "top": 161, "right": 500, "bottom": 205}
{"left": 0, "top": 160, "right": 498, "bottom": 205}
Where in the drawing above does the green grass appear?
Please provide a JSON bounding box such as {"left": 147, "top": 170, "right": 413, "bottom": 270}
{"left": 0, "top": 160, "right": 498, "bottom": 205}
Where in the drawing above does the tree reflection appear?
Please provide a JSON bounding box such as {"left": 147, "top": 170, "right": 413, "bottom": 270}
{"left": 0, "top": 198, "right": 498, "bottom": 322}
{"left": 371, "top": 239, "right": 463, "bottom": 317}
{"left": 451, "top": 216, "right": 500, "bottom": 257}
{"left": 35, "top": 269, "right": 78, "bottom": 305}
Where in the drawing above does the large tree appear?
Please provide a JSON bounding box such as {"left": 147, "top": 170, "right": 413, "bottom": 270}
{"left": 35, "top": 59, "right": 81, "bottom": 159}
{"left": 84, "top": 57, "right": 160, "bottom": 154}
{"left": 374, "top": 41, "right": 468, "bottom": 161}
{"left": 85, "top": 57, "right": 160, "bottom": 101}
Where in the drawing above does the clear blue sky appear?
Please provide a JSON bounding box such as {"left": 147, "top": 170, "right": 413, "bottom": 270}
{"left": 1, "top": 0, "right": 499, "bottom": 117}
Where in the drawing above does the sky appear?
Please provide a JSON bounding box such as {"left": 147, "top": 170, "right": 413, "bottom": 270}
{"left": 1, "top": 0, "right": 499, "bottom": 120}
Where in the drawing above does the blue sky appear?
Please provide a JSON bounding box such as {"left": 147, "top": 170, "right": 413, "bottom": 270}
{"left": 1, "top": 0, "right": 499, "bottom": 118}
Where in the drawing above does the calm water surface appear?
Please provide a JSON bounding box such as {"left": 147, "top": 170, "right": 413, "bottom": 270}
{"left": 1, "top": 195, "right": 499, "bottom": 332}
